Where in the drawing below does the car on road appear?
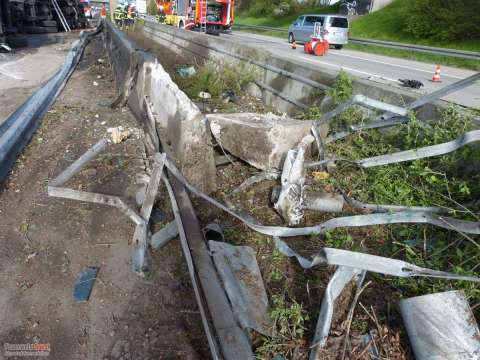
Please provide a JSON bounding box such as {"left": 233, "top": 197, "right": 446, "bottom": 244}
{"left": 288, "top": 14, "right": 349, "bottom": 49}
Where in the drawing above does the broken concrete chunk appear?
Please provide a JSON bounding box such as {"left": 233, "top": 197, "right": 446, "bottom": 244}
{"left": 400, "top": 291, "right": 480, "bottom": 360}
{"left": 107, "top": 126, "right": 131, "bottom": 144}
{"left": 274, "top": 135, "right": 315, "bottom": 226}
{"left": 209, "top": 240, "right": 274, "bottom": 336}
{"left": 304, "top": 191, "right": 345, "bottom": 213}
{"left": 207, "top": 113, "right": 316, "bottom": 171}
{"left": 245, "top": 82, "right": 262, "bottom": 98}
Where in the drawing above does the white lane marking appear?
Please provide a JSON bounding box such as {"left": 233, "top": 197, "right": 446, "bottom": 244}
{"left": 330, "top": 51, "right": 464, "bottom": 79}
{"left": 235, "top": 32, "right": 467, "bottom": 80}
{"left": 299, "top": 55, "right": 401, "bottom": 83}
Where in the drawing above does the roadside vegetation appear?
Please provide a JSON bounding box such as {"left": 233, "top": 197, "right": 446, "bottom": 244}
{"left": 218, "top": 71, "right": 479, "bottom": 359}
{"left": 235, "top": 0, "right": 480, "bottom": 70}
{"left": 348, "top": 0, "right": 480, "bottom": 70}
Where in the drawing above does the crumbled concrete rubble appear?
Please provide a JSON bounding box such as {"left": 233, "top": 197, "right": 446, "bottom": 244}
{"left": 207, "top": 112, "right": 320, "bottom": 171}
{"left": 274, "top": 134, "right": 315, "bottom": 226}
{"left": 107, "top": 126, "right": 131, "bottom": 144}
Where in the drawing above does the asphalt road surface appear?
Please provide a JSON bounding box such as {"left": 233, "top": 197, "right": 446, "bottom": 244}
{"left": 229, "top": 31, "right": 480, "bottom": 109}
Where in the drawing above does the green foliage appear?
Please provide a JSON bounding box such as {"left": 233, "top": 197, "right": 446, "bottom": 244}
{"left": 405, "top": 0, "right": 480, "bottom": 41}
{"left": 255, "top": 295, "right": 309, "bottom": 359}
{"left": 178, "top": 60, "right": 257, "bottom": 100}
{"left": 350, "top": 0, "right": 480, "bottom": 52}
{"left": 325, "top": 105, "right": 480, "bottom": 305}
{"left": 236, "top": 2, "right": 341, "bottom": 28}
{"left": 147, "top": 0, "right": 157, "bottom": 16}
{"left": 326, "top": 70, "right": 353, "bottom": 105}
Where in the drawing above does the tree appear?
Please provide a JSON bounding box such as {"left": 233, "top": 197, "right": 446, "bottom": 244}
{"left": 147, "top": 0, "right": 157, "bottom": 16}
{"left": 406, "top": 0, "right": 480, "bottom": 41}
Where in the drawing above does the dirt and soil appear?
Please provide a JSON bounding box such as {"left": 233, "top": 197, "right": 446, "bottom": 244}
{"left": 0, "top": 35, "right": 208, "bottom": 359}
{"left": 2, "top": 24, "right": 477, "bottom": 360}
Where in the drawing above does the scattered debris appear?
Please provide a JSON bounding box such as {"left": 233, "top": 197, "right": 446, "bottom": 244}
{"left": 199, "top": 91, "right": 212, "bottom": 99}
{"left": 274, "top": 237, "right": 479, "bottom": 281}
{"left": 233, "top": 170, "right": 280, "bottom": 194}
{"left": 221, "top": 89, "right": 237, "bottom": 104}
{"left": 400, "top": 291, "right": 480, "bottom": 360}
{"left": 163, "top": 156, "right": 480, "bottom": 236}
{"left": 209, "top": 240, "right": 274, "bottom": 336}
{"left": 176, "top": 65, "right": 196, "bottom": 77}
{"left": 47, "top": 139, "right": 167, "bottom": 276}
{"left": 398, "top": 78, "right": 424, "bottom": 89}
{"left": 73, "top": 267, "right": 99, "bottom": 302}
{"left": 274, "top": 135, "right": 314, "bottom": 225}
{"left": 107, "top": 126, "right": 131, "bottom": 144}
{"left": 304, "top": 191, "right": 345, "bottom": 213}
{"left": 0, "top": 43, "right": 12, "bottom": 52}
{"left": 151, "top": 221, "right": 179, "bottom": 250}
{"left": 309, "top": 266, "right": 364, "bottom": 356}
{"left": 312, "top": 171, "right": 329, "bottom": 181}
{"left": 309, "top": 129, "right": 480, "bottom": 168}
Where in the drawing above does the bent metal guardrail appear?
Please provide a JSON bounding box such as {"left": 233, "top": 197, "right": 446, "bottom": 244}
{"left": 233, "top": 24, "right": 480, "bottom": 61}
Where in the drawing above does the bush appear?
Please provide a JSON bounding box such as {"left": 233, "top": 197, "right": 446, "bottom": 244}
{"left": 147, "top": 0, "right": 157, "bottom": 16}
{"left": 405, "top": 0, "right": 480, "bottom": 41}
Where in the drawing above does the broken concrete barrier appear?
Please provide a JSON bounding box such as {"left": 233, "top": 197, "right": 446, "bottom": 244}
{"left": 207, "top": 112, "right": 319, "bottom": 171}
{"left": 104, "top": 21, "right": 216, "bottom": 193}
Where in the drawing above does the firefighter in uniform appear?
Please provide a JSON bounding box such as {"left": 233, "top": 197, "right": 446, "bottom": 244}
{"left": 113, "top": 5, "right": 125, "bottom": 27}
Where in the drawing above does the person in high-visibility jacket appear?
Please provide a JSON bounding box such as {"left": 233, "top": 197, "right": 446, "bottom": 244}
{"left": 126, "top": 5, "right": 135, "bottom": 28}
{"left": 113, "top": 5, "right": 126, "bottom": 27}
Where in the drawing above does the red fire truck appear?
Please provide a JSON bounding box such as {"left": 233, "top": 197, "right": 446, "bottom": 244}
{"left": 155, "top": 0, "right": 234, "bottom": 33}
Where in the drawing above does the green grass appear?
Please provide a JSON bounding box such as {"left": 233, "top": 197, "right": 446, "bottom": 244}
{"left": 236, "top": 0, "right": 479, "bottom": 70}
{"left": 350, "top": 0, "right": 480, "bottom": 52}
{"left": 235, "top": 4, "right": 340, "bottom": 29}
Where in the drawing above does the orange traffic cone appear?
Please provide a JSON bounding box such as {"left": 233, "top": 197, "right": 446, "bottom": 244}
{"left": 292, "top": 41, "right": 297, "bottom": 50}
{"left": 432, "top": 65, "right": 442, "bottom": 82}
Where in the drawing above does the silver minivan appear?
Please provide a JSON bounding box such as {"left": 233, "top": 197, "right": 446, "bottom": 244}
{"left": 288, "top": 14, "right": 349, "bottom": 49}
